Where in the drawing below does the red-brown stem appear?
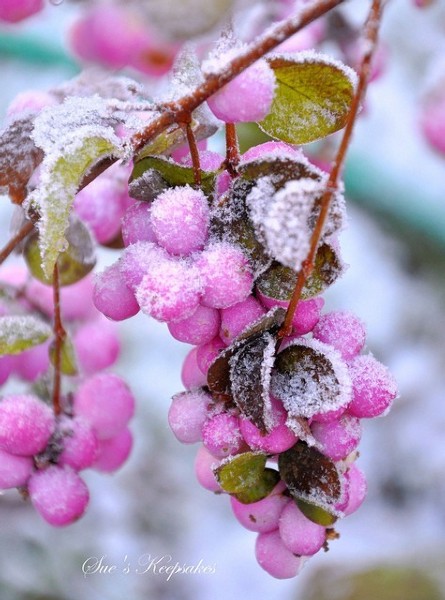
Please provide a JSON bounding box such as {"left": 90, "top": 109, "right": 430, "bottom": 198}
{"left": 278, "top": 0, "right": 384, "bottom": 339}
{"left": 52, "top": 263, "right": 66, "bottom": 416}
{"left": 0, "top": 221, "right": 34, "bottom": 266}
{"left": 131, "top": 0, "right": 346, "bottom": 156}
{"left": 184, "top": 121, "right": 202, "bottom": 186}
{"left": 225, "top": 123, "right": 240, "bottom": 177}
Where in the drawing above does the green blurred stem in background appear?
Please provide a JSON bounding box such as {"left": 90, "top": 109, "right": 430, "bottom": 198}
{"left": 1, "top": 31, "right": 444, "bottom": 252}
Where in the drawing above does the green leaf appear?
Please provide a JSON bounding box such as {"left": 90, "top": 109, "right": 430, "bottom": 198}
{"left": 0, "top": 315, "right": 51, "bottom": 356}
{"left": 24, "top": 217, "right": 96, "bottom": 286}
{"left": 27, "top": 135, "right": 120, "bottom": 278}
{"left": 49, "top": 336, "right": 78, "bottom": 376}
{"left": 302, "top": 242, "right": 344, "bottom": 299}
{"left": 296, "top": 498, "right": 338, "bottom": 526}
{"left": 130, "top": 155, "right": 217, "bottom": 197}
{"left": 215, "top": 452, "right": 280, "bottom": 504}
{"left": 259, "top": 53, "right": 356, "bottom": 144}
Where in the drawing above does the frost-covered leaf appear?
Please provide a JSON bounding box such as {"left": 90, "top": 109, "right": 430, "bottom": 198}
{"left": 207, "top": 307, "right": 285, "bottom": 397}
{"left": 24, "top": 216, "right": 96, "bottom": 286}
{"left": 259, "top": 51, "right": 357, "bottom": 144}
{"left": 0, "top": 115, "right": 43, "bottom": 204}
{"left": 25, "top": 97, "right": 123, "bottom": 277}
{"left": 229, "top": 332, "right": 276, "bottom": 433}
{"left": 215, "top": 452, "right": 280, "bottom": 504}
{"left": 239, "top": 153, "right": 321, "bottom": 191}
{"left": 49, "top": 335, "right": 78, "bottom": 376}
{"left": 130, "top": 155, "right": 217, "bottom": 197}
{"left": 271, "top": 338, "right": 352, "bottom": 419}
{"left": 0, "top": 315, "right": 51, "bottom": 356}
{"left": 256, "top": 261, "right": 298, "bottom": 302}
{"left": 278, "top": 441, "right": 342, "bottom": 511}
{"left": 53, "top": 69, "right": 145, "bottom": 102}
{"left": 210, "top": 181, "right": 272, "bottom": 277}
{"left": 128, "top": 169, "right": 168, "bottom": 202}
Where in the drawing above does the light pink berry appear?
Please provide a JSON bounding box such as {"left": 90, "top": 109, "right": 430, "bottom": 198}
{"left": 0, "top": 448, "right": 34, "bottom": 489}
{"left": 313, "top": 311, "right": 366, "bottom": 361}
{"left": 194, "top": 444, "right": 222, "bottom": 492}
{"left": 348, "top": 354, "right": 398, "bottom": 418}
{"left": 230, "top": 481, "right": 290, "bottom": 533}
{"left": 181, "top": 347, "right": 208, "bottom": 389}
{"left": 279, "top": 501, "right": 326, "bottom": 556}
{"left": 311, "top": 414, "right": 362, "bottom": 461}
{"left": 93, "top": 427, "right": 133, "bottom": 473}
{"left": 201, "top": 413, "right": 244, "bottom": 458}
{"left": 255, "top": 530, "right": 306, "bottom": 579}
{"left": 219, "top": 296, "right": 266, "bottom": 344}
{"left": 58, "top": 416, "right": 99, "bottom": 471}
{"left": 168, "top": 390, "right": 211, "bottom": 444}
{"left": 168, "top": 304, "right": 220, "bottom": 346}
{"left": 93, "top": 262, "right": 140, "bottom": 321}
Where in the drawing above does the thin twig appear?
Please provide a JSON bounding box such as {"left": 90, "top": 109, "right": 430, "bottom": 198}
{"left": 52, "top": 263, "right": 66, "bottom": 416}
{"left": 225, "top": 123, "right": 240, "bottom": 177}
{"left": 0, "top": 221, "right": 34, "bottom": 265}
{"left": 184, "top": 121, "right": 202, "bottom": 186}
{"left": 278, "top": 0, "right": 384, "bottom": 339}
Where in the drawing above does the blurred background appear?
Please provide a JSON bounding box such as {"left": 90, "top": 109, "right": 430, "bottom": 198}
{"left": 0, "top": 0, "right": 445, "bottom": 599}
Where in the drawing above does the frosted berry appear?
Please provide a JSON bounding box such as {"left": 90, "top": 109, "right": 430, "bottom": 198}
{"left": 168, "top": 390, "right": 211, "bottom": 444}
{"left": 0, "top": 394, "right": 55, "bottom": 456}
{"left": 255, "top": 530, "right": 306, "bottom": 579}
{"left": 93, "top": 427, "right": 133, "bottom": 473}
{"left": 311, "top": 414, "right": 362, "bottom": 461}
{"left": 93, "top": 262, "right": 140, "bottom": 321}
{"left": 201, "top": 413, "right": 244, "bottom": 458}
{"left": 279, "top": 501, "right": 326, "bottom": 556}
{"left": 168, "top": 304, "right": 220, "bottom": 346}
{"left": 0, "top": 448, "right": 34, "bottom": 489}
{"left": 219, "top": 296, "right": 266, "bottom": 344}
{"left": 348, "top": 354, "right": 398, "bottom": 418}
{"left": 313, "top": 311, "right": 366, "bottom": 361}
{"left": 28, "top": 465, "right": 89, "bottom": 526}
{"left": 58, "top": 416, "right": 99, "bottom": 471}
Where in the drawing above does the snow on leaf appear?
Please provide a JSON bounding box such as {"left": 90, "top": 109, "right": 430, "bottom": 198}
{"left": 278, "top": 441, "right": 343, "bottom": 512}
{"left": 0, "top": 115, "right": 43, "bottom": 204}
{"left": 0, "top": 315, "right": 52, "bottom": 356}
{"left": 271, "top": 338, "right": 352, "bottom": 419}
{"left": 24, "top": 97, "right": 123, "bottom": 278}
{"left": 215, "top": 451, "right": 280, "bottom": 504}
{"left": 259, "top": 51, "right": 357, "bottom": 144}
{"left": 229, "top": 332, "right": 276, "bottom": 433}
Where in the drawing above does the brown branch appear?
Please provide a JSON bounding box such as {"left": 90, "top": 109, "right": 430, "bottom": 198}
{"left": 0, "top": 221, "right": 34, "bottom": 266}
{"left": 278, "top": 0, "right": 384, "bottom": 339}
{"left": 183, "top": 121, "right": 202, "bottom": 186}
{"left": 225, "top": 123, "right": 240, "bottom": 177}
{"left": 52, "top": 263, "right": 66, "bottom": 416}
{"left": 131, "top": 0, "right": 346, "bottom": 156}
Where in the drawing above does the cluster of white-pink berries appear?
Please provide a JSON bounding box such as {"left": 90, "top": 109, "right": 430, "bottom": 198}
{"left": 0, "top": 372, "right": 134, "bottom": 526}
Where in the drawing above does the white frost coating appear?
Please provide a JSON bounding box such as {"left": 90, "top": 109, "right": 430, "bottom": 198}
{"left": 23, "top": 96, "right": 123, "bottom": 277}
{"left": 271, "top": 337, "right": 352, "bottom": 419}
{"left": 249, "top": 178, "right": 322, "bottom": 271}
{"left": 53, "top": 69, "right": 145, "bottom": 103}
{"left": 0, "top": 315, "right": 52, "bottom": 352}
{"left": 269, "top": 49, "right": 359, "bottom": 90}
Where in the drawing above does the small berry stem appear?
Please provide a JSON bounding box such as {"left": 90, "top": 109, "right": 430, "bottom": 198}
{"left": 278, "top": 0, "right": 384, "bottom": 339}
{"left": 52, "top": 262, "right": 66, "bottom": 416}
{"left": 183, "top": 121, "right": 202, "bottom": 186}
{"left": 225, "top": 123, "right": 240, "bottom": 177}
{"left": 0, "top": 221, "right": 34, "bottom": 266}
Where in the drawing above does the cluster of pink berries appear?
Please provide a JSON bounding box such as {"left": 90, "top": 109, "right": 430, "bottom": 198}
{"left": 90, "top": 133, "right": 397, "bottom": 577}
{"left": 171, "top": 306, "right": 397, "bottom": 578}
{"left": 0, "top": 265, "right": 136, "bottom": 525}
{"left": 0, "top": 372, "right": 134, "bottom": 526}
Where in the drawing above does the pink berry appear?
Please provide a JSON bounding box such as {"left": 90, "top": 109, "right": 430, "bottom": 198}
{"left": 207, "top": 58, "right": 276, "bottom": 123}
{"left": 93, "top": 427, "right": 133, "bottom": 473}
{"left": 93, "top": 262, "right": 140, "bottom": 321}
{"left": 348, "top": 354, "right": 398, "bottom": 418}
{"left": 168, "top": 390, "right": 211, "bottom": 444}
{"left": 73, "top": 373, "right": 135, "bottom": 440}
{"left": 230, "top": 481, "right": 290, "bottom": 533}
{"left": 201, "top": 413, "right": 244, "bottom": 458}
{"left": 343, "top": 463, "right": 367, "bottom": 515}
{"left": 0, "top": 448, "right": 34, "bottom": 489}
{"left": 196, "top": 336, "right": 226, "bottom": 375}
{"left": 0, "top": 394, "right": 55, "bottom": 456}
{"left": 74, "top": 318, "right": 120, "bottom": 374}
{"left": 279, "top": 501, "right": 326, "bottom": 556}
{"left": 421, "top": 97, "right": 445, "bottom": 155}
{"left": 197, "top": 243, "right": 253, "bottom": 309}
{"left": 136, "top": 258, "right": 202, "bottom": 323}
{"left": 28, "top": 465, "right": 89, "bottom": 527}
{"left": 0, "top": 0, "right": 43, "bottom": 23}
{"left": 257, "top": 290, "right": 324, "bottom": 334}
{"left": 26, "top": 275, "right": 96, "bottom": 322}
{"left": 219, "top": 296, "right": 266, "bottom": 344}
{"left": 13, "top": 340, "right": 50, "bottom": 382}
{"left": 168, "top": 304, "right": 220, "bottom": 346}
{"left": 151, "top": 186, "right": 210, "bottom": 256}
{"left": 119, "top": 241, "right": 169, "bottom": 291}
{"left": 255, "top": 530, "right": 306, "bottom": 579}
{"left": 7, "top": 90, "right": 56, "bottom": 118}
{"left": 194, "top": 444, "right": 222, "bottom": 492}
{"left": 313, "top": 311, "right": 366, "bottom": 361}
{"left": 240, "top": 396, "right": 297, "bottom": 454}
{"left": 181, "top": 347, "right": 208, "bottom": 389}
{"left": 311, "top": 414, "right": 362, "bottom": 461}
{"left": 121, "top": 202, "right": 157, "bottom": 247}
{"left": 58, "top": 416, "right": 99, "bottom": 471}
